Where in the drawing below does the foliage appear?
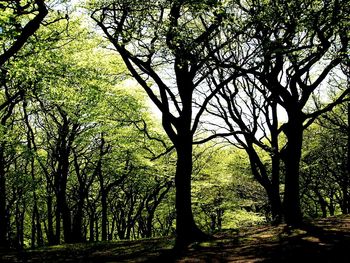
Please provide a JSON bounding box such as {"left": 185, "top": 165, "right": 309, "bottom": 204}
{"left": 192, "top": 144, "right": 266, "bottom": 232}
{"left": 301, "top": 102, "right": 349, "bottom": 218}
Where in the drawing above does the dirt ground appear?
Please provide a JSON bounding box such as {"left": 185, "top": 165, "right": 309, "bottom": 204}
{"left": 1, "top": 215, "right": 350, "bottom": 262}
{"left": 171, "top": 215, "right": 350, "bottom": 262}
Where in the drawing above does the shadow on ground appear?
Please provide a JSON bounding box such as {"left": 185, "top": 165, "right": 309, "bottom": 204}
{"left": 171, "top": 215, "right": 350, "bottom": 263}
{"left": 1, "top": 215, "right": 350, "bottom": 262}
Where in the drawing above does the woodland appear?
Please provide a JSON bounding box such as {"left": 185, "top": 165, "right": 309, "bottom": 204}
{"left": 0, "top": 0, "right": 349, "bottom": 258}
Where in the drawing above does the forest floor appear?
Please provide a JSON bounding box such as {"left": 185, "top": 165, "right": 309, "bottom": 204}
{"left": 1, "top": 215, "right": 350, "bottom": 262}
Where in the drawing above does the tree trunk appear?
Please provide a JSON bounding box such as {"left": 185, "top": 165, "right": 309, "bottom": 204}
{"left": 283, "top": 116, "right": 303, "bottom": 225}
{"left": 15, "top": 198, "right": 25, "bottom": 249}
{"left": 31, "top": 202, "right": 39, "bottom": 248}
{"left": 89, "top": 213, "right": 95, "bottom": 242}
{"left": 328, "top": 198, "right": 335, "bottom": 216}
{"left": 55, "top": 174, "right": 72, "bottom": 243}
{"left": 60, "top": 153, "right": 73, "bottom": 243}
{"left": 247, "top": 145, "right": 283, "bottom": 224}
{"left": 0, "top": 147, "right": 8, "bottom": 248}
{"left": 96, "top": 134, "right": 109, "bottom": 241}
{"left": 269, "top": 150, "right": 283, "bottom": 223}
{"left": 55, "top": 201, "right": 61, "bottom": 244}
{"left": 347, "top": 102, "right": 350, "bottom": 214}
{"left": 36, "top": 205, "right": 43, "bottom": 247}
{"left": 31, "top": 208, "right": 37, "bottom": 249}
{"left": 110, "top": 217, "right": 115, "bottom": 240}
{"left": 267, "top": 186, "right": 283, "bottom": 224}
{"left": 62, "top": 197, "right": 72, "bottom": 243}
{"left": 270, "top": 102, "right": 283, "bottom": 224}
{"left": 315, "top": 190, "right": 328, "bottom": 217}
{"left": 145, "top": 211, "right": 154, "bottom": 238}
{"left": 95, "top": 218, "right": 99, "bottom": 241}
{"left": 217, "top": 209, "right": 223, "bottom": 230}
{"left": 46, "top": 192, "right": 55, "bottom": 245}
{"left": 72, "top": 201, "right": 84, "bottom": 243}
{"left": 174, "top": 136, "right": 207, "bottom": 247}
{"left": 101, "top": 191, "right": 108, "bottom": 241}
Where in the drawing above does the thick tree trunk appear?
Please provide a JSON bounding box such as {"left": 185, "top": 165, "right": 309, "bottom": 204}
{"left": 145, "top": 211, "right": 154, "bottom": 238}
{"left": 55, "top": 178, "right": 72, "bottom": 244}
{"left": 72, "top": 202, "right": 84, "bottom": 243}
{"left": 89, "top": 213, "right": 95, "bottom": 242}
{"left": 283, "top": 117, "right": 303, "bottom": 225}
{"left": 62, "top": 196, "right": 72, "bottom": 243}
{"left": 174, "top": 136, "right": 207, "bottom": 247}
{"left": 267, "top": 186, "right": 283, "bottom": 224}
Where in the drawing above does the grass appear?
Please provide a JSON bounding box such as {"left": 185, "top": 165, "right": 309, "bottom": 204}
{"left": 1, "top": 215, "right": 350, "bottom": 262}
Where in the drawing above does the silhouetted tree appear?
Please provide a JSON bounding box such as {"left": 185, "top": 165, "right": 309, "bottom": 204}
{"left": 219, "top": 0, "right": 349, "bottom": 225}
{"left": 89, "top": 0, "right": 243, "bottom": 246}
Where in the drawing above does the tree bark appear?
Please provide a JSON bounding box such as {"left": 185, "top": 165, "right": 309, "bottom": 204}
{"left": 46, "top": 189, "right": 55, "bottom": 245}
{"left": 101, "top": 190, "right": 108, "bottom": 241}
{"left": 270, "top": 101, "right": 283, "bottom": 223}
{"left": 269, "top": 151, "right": 283, "bottom": 223}
{"left": 0, "top": 147, "right": 8, "bottom": 247}
{"left": 72, "top": 200, "right": 84, "bottom": 243}
{"left": 283, "top": 114, "right": 303, "bottom": 225}
{"left": 61, "top": 193, "right": 72, "bottom": 243}
{"left": 89, "top": 213, "right": 95, "bottom": 242}
{"left": 174, "top": 135, "right": 207, "bottom": 247}
{"left": 54, "top": 199, "right": 61, "bottom": 244}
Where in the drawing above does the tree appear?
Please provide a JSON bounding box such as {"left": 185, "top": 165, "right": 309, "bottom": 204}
{"left": 1, "top": 3, "right": 180, "bottom": 247}
{"left": 301, "top": 102, "right": 349, "bottom": 216}
{"left": 219, "top": 0, "right": 349, "bottom": 224}
{"left": 0, "top": 0, "right": 48, "bottom": 247}
{"left": 208, "top": 75, "right": 284, "bottom": 223}
{"left": 88, "top": 0, "right": 243, "bottom": 246}
{"left": 9, "top": 14, "right": 141, "bottom": 244}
